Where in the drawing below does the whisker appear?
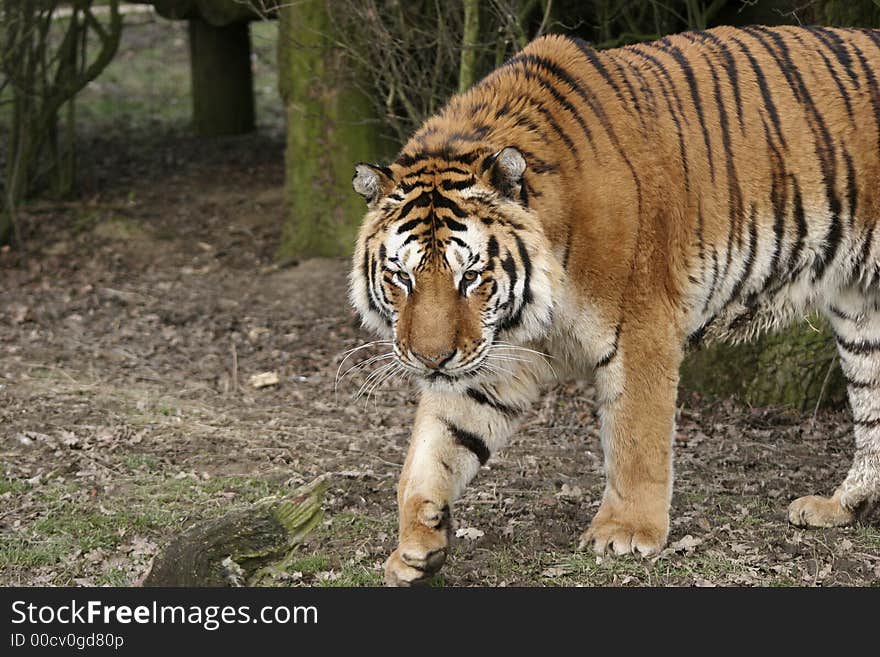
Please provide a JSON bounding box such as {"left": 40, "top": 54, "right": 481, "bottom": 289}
{"left": 354, "top": 362, "right": 397, "bottom": 401}
{"left": 488, "top": 343, "right": 557, "bottom": 378}
{"left": 335, "top": 340, "right": 394, "bottom": 384}
{"left": 335, "top": 352, "right": 394, "bottom": 390}
{"left": 364, "top": 363, "right": 404, "bottom": 409}
{"left": 492, "top": 341, "right": 555, "bottom": 360}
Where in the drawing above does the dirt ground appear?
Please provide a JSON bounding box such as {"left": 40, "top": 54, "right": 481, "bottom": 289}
{"left": 2, "top": 18, "right": 879, "bottom": 588}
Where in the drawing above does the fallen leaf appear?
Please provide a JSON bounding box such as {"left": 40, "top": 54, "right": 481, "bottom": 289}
{"left": 669, "top": 535, "right": 703, "bottom": 552}
{"left": 555, "top": 483, "right": 584, "bottom": 500}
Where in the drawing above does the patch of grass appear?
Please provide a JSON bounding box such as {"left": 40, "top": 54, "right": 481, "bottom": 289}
{"left": 317, "top": 564, "right": 383, "bottom": 587}
{"left": 1, "top": 472, "right": 287, "bottom": 584}
{"left": 854, "top": 525, "right": 880, "bottom": 549}
{"left": 0, "top": 475, "right": 27, "bottom": 495}
{"left": 534, "top": 548, "right": 747, "bottom": 587}
{"left": 98, "top": 567, "right": 131, "bottom": 587}
{"left": 286, "top": 553, "right": 331, "bottom": 575}
{"left": 122, "top": 453, "right": 159, "bottom": 473}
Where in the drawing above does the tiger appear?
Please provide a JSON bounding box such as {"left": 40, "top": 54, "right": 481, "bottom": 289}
{"left": 348, "top": 24, "right": 880, "bottom": 586}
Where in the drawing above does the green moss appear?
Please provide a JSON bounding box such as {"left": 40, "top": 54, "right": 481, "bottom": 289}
{"left": 276, "top": 0, "right": 396, "bottom": 260}
{"left": 680, "top": 316, "right": 847, "bottom": 411}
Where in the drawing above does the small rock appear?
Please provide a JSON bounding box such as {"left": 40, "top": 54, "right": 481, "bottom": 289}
{"left": 249, "top": 371, "right": 279, "bottom": 389}
{"left": 455, "top": 527, "right": 485, "bottom": 540}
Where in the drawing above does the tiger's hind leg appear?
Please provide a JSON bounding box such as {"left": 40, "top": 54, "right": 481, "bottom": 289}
{"left": 789, "top": 287, "right": 880, "bottom": 527}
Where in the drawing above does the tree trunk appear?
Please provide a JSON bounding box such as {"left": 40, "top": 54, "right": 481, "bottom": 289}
{"left": 142, "top": 477, "right": 327, "bottom": 587}
{"left": 458, "top": 0, "right": 480, "bottom": 93}
{"left": 680, "top": 317, "right": 847, "bottom": 411}
{"left": 276, "top": 0, "right": 393, "bottom": 261}
{"left": 187, "top": 18, "right": 255, "bottom": 137}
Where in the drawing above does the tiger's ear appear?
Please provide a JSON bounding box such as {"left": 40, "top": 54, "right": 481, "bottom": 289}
{"left": 482, "top": 146, "right": 526, "bottom": 200}
{"left": 353, "top": 163, "right": 394, "bottom": 205}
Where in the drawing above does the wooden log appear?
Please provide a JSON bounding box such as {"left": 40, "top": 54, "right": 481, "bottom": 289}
{"left": 142, "top": 477, "right": 327, "bottom": 587}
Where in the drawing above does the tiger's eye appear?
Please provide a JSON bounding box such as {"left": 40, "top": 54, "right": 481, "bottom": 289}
{"left": 397, "top": 271, "right": 411, "bottom": 283}
{"left": 463, "top": 270, "right": 479, "bottom": 282}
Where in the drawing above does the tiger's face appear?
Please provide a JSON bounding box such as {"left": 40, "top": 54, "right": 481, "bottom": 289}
{"left": 349, "top": 147, "right": 558, "bottom": 385}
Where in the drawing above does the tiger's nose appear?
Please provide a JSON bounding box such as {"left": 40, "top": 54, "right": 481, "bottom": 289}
{"left": 411, "top": 348, "right": 456, "bottom": 369}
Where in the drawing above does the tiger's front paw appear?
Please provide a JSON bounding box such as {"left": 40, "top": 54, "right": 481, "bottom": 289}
{"left": 788, "top": 492, "right": 855, "bottom": 528}
{"left": 384, "top": 499, "right": 451, "bottom": 587}
{"left": 578, "top": 500, "right": 669, "bottom": 557}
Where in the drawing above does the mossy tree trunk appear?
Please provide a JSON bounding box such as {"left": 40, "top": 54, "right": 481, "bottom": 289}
{"left": 680, "top": 317, "right": 847, "bottom": 411}
{"left": 187, "top": 18, "right": 255, "bottom": 136}
{"left": 276, "top": 0, "right": 393, "bottom": 261}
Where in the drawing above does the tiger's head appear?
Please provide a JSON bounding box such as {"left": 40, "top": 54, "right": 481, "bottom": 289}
{"left": 349, "top": 146, "right": 559, "bottom": 386}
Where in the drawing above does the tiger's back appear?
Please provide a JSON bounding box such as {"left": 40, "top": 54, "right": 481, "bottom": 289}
{"left": 402, "top": 25, "right": 880, "bottom": 349}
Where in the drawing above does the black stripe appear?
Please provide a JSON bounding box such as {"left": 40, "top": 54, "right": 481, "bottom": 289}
{"left": 761, "top": 115, "right": 787, "bottom": 289}
{"left": 845, "top": 375, "right": 877, "bottom": 389}
{"left": 786, "top": 175, "right": 808, "bottom": 276}
{"left": 466, "top": 387, "right": 520, "bottom": 416}
{"left": 500, "top": 251, "right": 517, "bottom": 312}
{"left": 515, "top": 100, "right": 580, "bottom": 158}
{"left": 854, "top": 418, "right": 880, "bottom": 428}
{"left": 604, "top": 52, "right": 647, "bottom": 126}
{"left": 595, "top": 324, "right": 622, "bottom": 369}
{"left": 399, "top": 191, "right": 432, "bottom": 219}
{"left": 432, "top": 189, "right": 469, "bottom": 218}
{"left": 448, "top": 235, "right": 469, "bottom": 249}
{"left": 809, "top": 27, "right": 859, "bottom": 87}
{"left": 723, "top": 204, "right": 759, "bottom": 308}
{"left": 849, "top": 39, "right": 880, "bottom": 155}
{"left": 440, "top": 178, "right": 476, "bottom": 191}
{"left": 706, "top": 56, "right": 745, "bottom": 257}
{"left": 570, "top": 38, "right": 629, "bottom": 108}
{"left": 837, "top": 336, "right": 880, "bottom": 355}
{"left": 626, "top": 47, "right": 690, "bottom": 194}
{"left": 497, "top": 234, "right": 533, "bottom": 333}
{"left": 487, "top": 235, "right": 499, "bottom": 261}
{"left": 843, "top": 149, "right": 858, "bottom": 230}
{"left": 829, "top": 305, "right": 858, "bottom": 322}
{"left": 444, "top": 218, "right": 468, "bottom": 232}
{"left": 396, "top": 149, "right": 483, "bottom": 168}
{"left": 806, "top": 34, "right": 855, "bottom": 119}
{"left": 729, "top": 36, "right": 786, "bottom": 148}
{"left": 610, "top": 51, "right": 657, "bottom": 118}
{"left": 562, "top": 224, "right": 573, "bottom": 270}
{"left": 652, "top": 38, "right": 715, "bottom": 182}
{"left": 396, "top": 218, "right": 423, "bottom": 234}
{"left": 690, "top": 30, "right": 746, "bottom": 131}
{"left": 744, "top": 27, "right": 842, "bottom": 280}
{"left": 506, "top": 62, "right": 595, "bottom": 154}
{"left": 703, "top": 247, "right": 720, "bottom": 313}
{"left": 444, "top": 421, "right": 490, "bottom": 465}
{"left": 509, "top": 52, "right": 644, "bottom": 213}
{"left": 742, "top": 26, "right": 803, "bottom": 103}
{"left": 365, "top": 250, "right": 390, "bottom": 323}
